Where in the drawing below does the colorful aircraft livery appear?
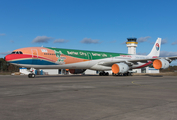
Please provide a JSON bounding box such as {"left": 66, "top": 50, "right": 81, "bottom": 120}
{"left": 6, "top": 47, "right": 128, "bottom": 65}
{"left": 156, "top": 43, "right": 160, "bottom": 51}
{"left": 5, "top": 38, "right": 177, "bottom": 78}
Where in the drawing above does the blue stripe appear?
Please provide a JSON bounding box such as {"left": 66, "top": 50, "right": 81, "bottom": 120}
{"left": 10, "top": 59, "right": 58, "bottom": 65}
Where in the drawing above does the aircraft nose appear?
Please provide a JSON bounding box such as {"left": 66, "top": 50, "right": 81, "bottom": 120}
{"left": 4, "top": 54, "right": 12, "bottom": 61}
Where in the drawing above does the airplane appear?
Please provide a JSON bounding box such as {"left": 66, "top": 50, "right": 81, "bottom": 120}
{"left": 4, "top": 38, "right": 177, "bottom": 78}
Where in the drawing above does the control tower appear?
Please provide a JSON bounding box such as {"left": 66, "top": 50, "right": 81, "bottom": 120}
{"left": 126, "top": 38, "right": 138, "bottom": 54}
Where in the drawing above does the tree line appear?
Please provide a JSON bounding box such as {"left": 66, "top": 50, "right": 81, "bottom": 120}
{"left": 160, "top": 66, "right": 177, "bottom": 72}
{"left": 0, "top": 58, "right": 19, "bottom": 72}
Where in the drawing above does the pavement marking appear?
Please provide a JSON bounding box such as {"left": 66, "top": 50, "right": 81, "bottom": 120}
{"left": 131, "top": 81, "right": 141, "bottom": 86}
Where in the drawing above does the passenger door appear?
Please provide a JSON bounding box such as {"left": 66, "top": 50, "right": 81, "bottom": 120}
{"left": 31, "top": 49, "right": 38, "bottom": 65}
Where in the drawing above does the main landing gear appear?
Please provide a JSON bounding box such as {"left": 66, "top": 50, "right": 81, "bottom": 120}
{"left": 99, "top": 71, "right": 109, "bottom": 76}
{"left": 112, "top": 72, "right": 132, "bottom": 76}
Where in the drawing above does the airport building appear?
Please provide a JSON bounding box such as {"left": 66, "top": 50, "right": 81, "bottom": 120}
{"left": 126, "top": 38, "right": 138, "bottom": 54}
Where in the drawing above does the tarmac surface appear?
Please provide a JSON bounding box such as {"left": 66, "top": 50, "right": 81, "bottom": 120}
{"left": 0, "top": 75, "right": 177, "bottom": 120}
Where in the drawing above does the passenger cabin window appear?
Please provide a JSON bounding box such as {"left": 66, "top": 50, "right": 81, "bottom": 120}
{"left": 44, "top": 53, "right": 56, "bottom": 55}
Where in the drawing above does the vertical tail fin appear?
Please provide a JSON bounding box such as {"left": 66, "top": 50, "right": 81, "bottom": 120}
{"left": 147, "top": 38, "right": 161, "bottom": 57}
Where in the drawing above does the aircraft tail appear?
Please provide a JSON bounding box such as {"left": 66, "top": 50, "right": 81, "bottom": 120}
{"left": 147, "top": 38, "right": 161, "bottom": 57}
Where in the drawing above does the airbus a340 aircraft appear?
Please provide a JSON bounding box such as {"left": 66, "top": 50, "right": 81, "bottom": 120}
{"left": 5, "top": 38, "right": 177, "bottom": 78}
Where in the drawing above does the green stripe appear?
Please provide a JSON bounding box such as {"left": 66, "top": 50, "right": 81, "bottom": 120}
{"left": 46, "top": 47, "right": 129, "bottom": 60}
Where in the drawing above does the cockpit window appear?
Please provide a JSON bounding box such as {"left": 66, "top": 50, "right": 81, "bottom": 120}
{"left": 11, "top": 51, "right": 23, "bottom": 54}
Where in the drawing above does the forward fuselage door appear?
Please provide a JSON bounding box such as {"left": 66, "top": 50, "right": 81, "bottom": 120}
{"left": 31, "top": 49, "right": 38, "bottom": 65}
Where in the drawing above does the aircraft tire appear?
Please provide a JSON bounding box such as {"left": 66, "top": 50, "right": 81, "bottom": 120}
{"left": 128, "top": 72, "right": 131, "bottom": 76}
{"left": 123, "top": 73, "right": 127, "bottom": 76}
{"left": 105, "top": 72, "right": 109, "bottom": 76}
{"left": 99, "top": 72, "right": 109, "bottom": 76}
{"left": 130, "top": 72, "right": 133, "bottom": 76}
{"left": 28, "top": 74, "right": 31, "bottom": 78}
{"left": 28, "top": 73, "right": 35, "bottom": 78}
{"left": 31, "top": 74, "right": 35, "bottom": 78}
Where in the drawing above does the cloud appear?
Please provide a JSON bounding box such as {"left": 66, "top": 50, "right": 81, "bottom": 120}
{"left": 150, "top": 42, "right": 155, "bottom": 45}
{"left": 10, "top": 40, "right": 14, "bottom": 43}
{"left": 0, "top": 51, "right": 12, "bottom": 55}
{"left": 161, "top": 39, "right": 168, "bottom": 44}
{"left": 53, "top": 39, "right": 69, "bottom": 43}
{"left": 148, "top": 38, "right": 167, "bottom": 45}
{"left": 160, "top": 51, "right": 177, "bottom": 57}
{"left": 32, "top": 36, "right": 53, "bottom": 43}
{"left": 137, "top": 36, "right": 151, "bottom": 43}
{"left": 110, "top": 40, "right": 117, "bottom": 43}
{"left": 137, "top": 52, "right": 147, "bottom": 55}
{"left": 121, "top": 41, "right": 127, "bottom": 44}
{"left": 80, "top": 38, "right": 100, "bottom": 44}
{"left": 0, "top": 33, "right": 6, "bottom": 36}
{"left": 171, "top": 40, "right": 177, "bottom": 45}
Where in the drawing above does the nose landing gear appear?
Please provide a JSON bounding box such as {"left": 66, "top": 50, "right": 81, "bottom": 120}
{"left": 28, "top": 68, "right": 36, "bottom": 78}
{"left": 28, "top": 73, "right": 35, "bottom": 78}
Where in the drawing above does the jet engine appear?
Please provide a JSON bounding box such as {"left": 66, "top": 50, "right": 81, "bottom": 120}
{"left": 153, "top": 59, "right": 169, "bottom": 69}
{"left": 111, "top": 63, "right": 129, "bottom": 74}
{"left": 68, "top": 69, "right": 86, "bottom": 74}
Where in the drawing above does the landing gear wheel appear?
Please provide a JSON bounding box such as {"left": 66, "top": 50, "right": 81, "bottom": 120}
{"left": 127, "top": 72, "right": 132, "bottom": 76}
{"left": 31, "top": 74, "right": 35, "bottom": 78}
{"left": 105, "top": 72, "right": 109, "bottom": 76}
{"left": 28, "top": 73, "right": 35, "bottom": 78}
{"left": 123, "top": 73, "right": 127, "bottom": 76}
{"left": 99, "top": 72, "right": 102, "bottom": 76}
{"left": 28, "top": 74, "right": 31, "bottom": 78}
{"left": 99, "top": 72, "right": 109, "bottom": 76}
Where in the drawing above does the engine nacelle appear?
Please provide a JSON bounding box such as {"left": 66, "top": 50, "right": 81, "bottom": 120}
{"left": 112, "top": 63, "right": 129, "bottom": 74}
{"left": 68, "top": 69, "right": 86, "bottom": 74}
{"left": 153, "top": 59, "right": 169, "bottom": 69}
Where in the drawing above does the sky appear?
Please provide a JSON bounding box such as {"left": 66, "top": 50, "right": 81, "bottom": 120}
{"left": 0, "top": 0, "right": 177, "bottom": 65}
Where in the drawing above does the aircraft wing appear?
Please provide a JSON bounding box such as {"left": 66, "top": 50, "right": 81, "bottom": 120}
{"left": 98, "top": 58, "right": 156, "bottom": 66}
{"left": 98, "top": 57, "right": 177, "bottom": 67}
{"left": 162, "top": 56, "right": 177, "bottom": 61}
